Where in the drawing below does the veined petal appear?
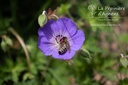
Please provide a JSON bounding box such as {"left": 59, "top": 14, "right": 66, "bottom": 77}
{"left": 38, "top": 17, "right": 85, "bottom": 60}
{"left": 55, "top": 18, "right": 77, "bottom": 37}
{"left": 38, "top": 36, "right": 56, "bottom": 56}
{"left": 70, "top": 30, "right": 85, "bottom": 51}
{"left": 38, "top": 20, "right": 55, "bottom": 39}
{"left": 52, "top": 50, "right": 76, "bottom": 60}
{"left": 50, "top": 22, "right": 62, "bottom": 37}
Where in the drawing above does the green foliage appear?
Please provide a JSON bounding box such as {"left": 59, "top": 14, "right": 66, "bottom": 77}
{"left": 1, "top": 36, "right": 13, "bottom": 52}
{"left": 119, "top": 33, "right": 128, "bottom": 43}
{"left": 120, "top": 55, "right": 128, "bottom": 68}
{"left": 0, "top": 0, "right": 128, "bottom": 85}
{"left": 57, "top": 4, "right": 71, "bottom": 15}
{"left": 120, "top": 57, "right": 128, "bottom": 68}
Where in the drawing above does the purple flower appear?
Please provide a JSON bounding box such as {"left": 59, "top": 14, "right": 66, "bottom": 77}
{"left": 38, "top": 18, "right": 85, "bottom": 60}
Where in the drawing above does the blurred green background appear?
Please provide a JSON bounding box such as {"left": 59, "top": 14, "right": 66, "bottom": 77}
{"left": 0, "top": 0, "right": 128, "bottom": 85}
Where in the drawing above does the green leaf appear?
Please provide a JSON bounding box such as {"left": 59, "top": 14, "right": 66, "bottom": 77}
{"left": 5, "top": 36, "right": 13, "bottom": 46}
{"left": 38, "top": 13, "right": 47, "bottom": 27}
{"left": 37, "top": 64, "right": 45, "bottom": 70}
{"left": 120, "top": 57, "right": 128, "bottom": 68}
{"left": 57, "top": 4, "right": 71, "bottom": 15}
{"left": 30, "top": 63, "right": 38, "bottom": 75}
{"left": 23, "top": 72, "right": 35, "bottom": 81}
{"left": 80, "top": 48, "right": 92, "bottom": 59}
{"left": 12, "top": 72, "right": 18, "bottom": 83}
{"left": 48, "top": 69, "right": 65, "bottom": 85}
{"left": 1, "top": 39, "right": 6, "bottom": 52}
{"left": 0, "top": 36, "right": 13, "bottom": 52}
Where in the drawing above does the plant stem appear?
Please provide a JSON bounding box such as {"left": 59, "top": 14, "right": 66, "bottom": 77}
{"left": 8, "top": 28, "right": 31, "bottom": 72}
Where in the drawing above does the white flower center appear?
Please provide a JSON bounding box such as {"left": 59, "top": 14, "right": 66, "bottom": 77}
{"left": 55, "top": 35, "right": 70, "bottom": 55}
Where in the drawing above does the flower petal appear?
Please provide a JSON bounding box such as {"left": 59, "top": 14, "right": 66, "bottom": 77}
{"left": 50, "top": 22, "right": 62, "bottom": 36}
{"left": 38, "top": 17, "right": 85, "bottom": 60}
{"left": 55, "top": 18, "right": 77, "bottom": 37}
{"left": 70, "top": 30, "right": 85, "bottom": 51}
{"left": 38, "top": 20, "right": 55, "bottom": 39}
{"left": 52, "top": 50, "right": 76, "bottom": 60}
{"left": 38, "top": 18, "right": 77, "bottom": 39}
{"left": 38, "top": 36, "right": 55, "bottom": 56}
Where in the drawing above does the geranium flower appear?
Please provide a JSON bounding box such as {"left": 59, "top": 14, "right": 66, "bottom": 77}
{"left": 38, "top": 18, "right": 85, "bottom": 60}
